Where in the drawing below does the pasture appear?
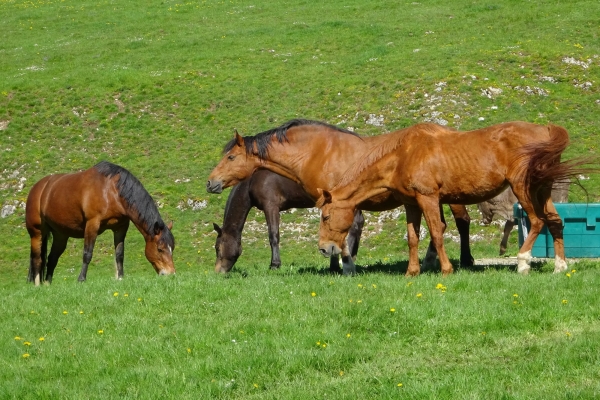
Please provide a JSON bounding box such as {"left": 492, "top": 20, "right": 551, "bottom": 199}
{"left": 1, "top": 0, "right": 600, "bottom": 398}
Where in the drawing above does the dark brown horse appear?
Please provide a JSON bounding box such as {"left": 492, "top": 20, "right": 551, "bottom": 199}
{"left": 207, "top": 119, "right": 474, "bottom": 274}
{"left": 25, "top": 161, "right": 175, "bottom": 285}
{"left": 316, "top": 122, "right": 585, "bottom": 276}
{"left": 213, "top": 169, "right": 363, "bottom": 273}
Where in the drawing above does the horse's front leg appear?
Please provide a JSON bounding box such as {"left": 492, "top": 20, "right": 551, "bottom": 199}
{"left": 404, "top": 204, "right": 423, "bottom": 277}
{"left": 113, "top": 226, "right": 129, "bottom": 280}
{"left": 340, "top": 243, "right": 356, "bottom": 276}
{"left": 78, "top": 221, "right": 100, "bottom": 282}
{"left": 263, "top": 205, "right": 282, "bottom": 270}
{"left": 416, "top": 195, "right": 453, "bottom": 276}
{"left": 423, "top": 204, "right": 447, "bottom": 271}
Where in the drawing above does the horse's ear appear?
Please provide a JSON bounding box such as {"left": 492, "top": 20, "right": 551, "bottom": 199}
{"left": 315, "top": 188, "right": 332, "bottom": 208}
{"left": 167, "top": 221, "right": 173, "bottom": 230}
{"left": 153, "top": 221, "right": 162, "bottom": 236}
{"left": 213, "top": 223, "right": 223, "bottom": 236}
{"left": 234, "top": 130, "right": 244, "bottom": 147}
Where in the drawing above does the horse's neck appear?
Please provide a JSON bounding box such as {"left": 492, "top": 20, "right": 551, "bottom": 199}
{"left": 331, "top": 130, "right": 408, "bottom": 205}
{"left": 261, "top": 131, "right": 365, "bottom": 198}
{"left": 221, "top": 179, "right": 253, "bottom": 237}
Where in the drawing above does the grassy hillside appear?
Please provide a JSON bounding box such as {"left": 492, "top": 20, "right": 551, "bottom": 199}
{"left": 1, "top": 0, "right": 600, "bottom": 398}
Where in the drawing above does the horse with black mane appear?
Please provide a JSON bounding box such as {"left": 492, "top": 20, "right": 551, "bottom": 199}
{"left": 213, "top": 169, "right": 363, "bottom": 273}
{"left": 26, "top": 161, "right": 175, "bottom": 285}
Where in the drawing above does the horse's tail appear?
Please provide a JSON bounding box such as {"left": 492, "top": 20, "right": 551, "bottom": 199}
{"left": 27, "top": 233, "right": 48, "bottom": 283}
{"left": 523, "top": 124, "right": 596, "bottom": 198}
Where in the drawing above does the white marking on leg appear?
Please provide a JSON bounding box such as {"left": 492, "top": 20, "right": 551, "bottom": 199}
{"left": 553, "top": 256, "right": 568, "bottom": 273}
{"left": 517, "top": 250, "right": 532, "bottom": 274}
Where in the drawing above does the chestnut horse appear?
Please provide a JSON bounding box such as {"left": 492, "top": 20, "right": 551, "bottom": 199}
{"left": 26, "top": 161, "right": 176, "bottom": 285}
{"left": 316, "top": 122, "right": 582, "bottom": 276}
{"left": 213, "top": 169, "right": 363, "bottom": 273}
{"left": 207, "top": 119, "right": 474, "bottom": 274}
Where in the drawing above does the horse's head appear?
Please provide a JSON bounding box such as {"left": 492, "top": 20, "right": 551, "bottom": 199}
{"left": 145, "top": 221, "right": 176, "bottom": 275}
{"left": 213, "top": 223, "right": 242, "bottom": 273}
{"left": 316, "top": 189, "right": 356, "bottom": 257}
{"left": 207, "top": 131, "right": 259, "bottom": 194}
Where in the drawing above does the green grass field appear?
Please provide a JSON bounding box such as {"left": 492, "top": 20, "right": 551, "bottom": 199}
{"left": 1, "top": 0, "right": 600, "bottom": 398}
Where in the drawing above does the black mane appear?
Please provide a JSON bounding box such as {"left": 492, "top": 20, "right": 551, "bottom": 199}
{"left": 223, "top": 119, "right": 360, "bottom": 159}
{"left": 94, "top": 161, "right": 174, "bottom": 247}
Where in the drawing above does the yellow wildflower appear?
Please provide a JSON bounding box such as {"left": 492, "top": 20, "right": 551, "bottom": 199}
{"left": 311, "top": 292, "right": 317, "bottom": 297}
{"left": 23, "top": 342, "right": 31, "bottom": 346}
{"left": 390, "top": 308, "right": 396, "bottom": 313}
{"left": 22, "top": 353, "right": 30, "bottom": 358}
{"left": 416, "top": 293, "right": 423, "bottom": 298}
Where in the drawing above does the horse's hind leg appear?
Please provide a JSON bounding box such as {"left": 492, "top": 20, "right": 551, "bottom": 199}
{"left": 78, "top": 222, "right": 100, "bottom": 282}
{"left": 263, "top": 205, "right": 282, "bottom": 270}
{"left": 499, "top": 220, "right": 515, "bottom": 256}
{"left": 113, "top": 226, "right": 129, "bottom": 280}
{"left": 512, "top": 186, "right": 550, "bottom": 274}
{"left": 449, "top": 204, "right": 474, "bottom": 266}
{"left": 46, "top": 234, "right": 68, "bottom": 284}
{"left": 540, "top": 195, "right": 567, "bottom": 273}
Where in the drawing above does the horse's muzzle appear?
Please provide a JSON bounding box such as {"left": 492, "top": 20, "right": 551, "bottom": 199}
{"left": 206, "top": 179, "right": 223, "bottom": 194}
{"left": 319, "top": 243, "right": 341, "bottom": 257}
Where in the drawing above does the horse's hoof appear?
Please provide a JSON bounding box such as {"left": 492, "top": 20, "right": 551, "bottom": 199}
{"left": 270, "top": 265, "right": 281, "bottom": 270}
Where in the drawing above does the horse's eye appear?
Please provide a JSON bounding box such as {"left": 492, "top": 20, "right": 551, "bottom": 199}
{"left": 157, "top": 247, "right": 164, "bottom": 253}
{"left": 228, "top": 155, "right": 236, "bottom": 161}
{"left": 323, "top": 215, "right": 330, "bottom": 221}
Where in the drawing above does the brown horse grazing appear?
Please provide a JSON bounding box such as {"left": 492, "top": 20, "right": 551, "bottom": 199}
{"left": 207, "top": 119, "right": 475, "bottom": 274}
{"left": 213, "top": 169, "right": 364, "bottom": 273}
{"left": 25, "top": 161, "right": 176, "bottom": 285}
{"left": 316, "top": 121, "right": 585, "bottom": 276}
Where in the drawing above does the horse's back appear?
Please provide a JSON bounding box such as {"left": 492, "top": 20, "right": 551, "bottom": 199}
{"left": 249, "top": 169, "right": 315, "bottom": 210}
{"left": 30, "top": 167, "right": 120, "bottom": 235}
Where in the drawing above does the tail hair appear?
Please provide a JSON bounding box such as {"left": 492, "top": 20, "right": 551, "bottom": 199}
{"left": 522, "top": 124, "right": 597, "bottom": 200}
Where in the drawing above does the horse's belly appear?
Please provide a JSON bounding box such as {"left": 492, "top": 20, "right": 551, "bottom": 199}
{"left": 439, "top": 185, "right": 509, "bottom": 205}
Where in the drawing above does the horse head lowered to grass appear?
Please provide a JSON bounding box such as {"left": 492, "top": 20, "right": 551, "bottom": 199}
{"left": 213, "top": 169, "right": 363, "bottom": 273}
{"left": 25, "top": 161, "right": 176, "bottom": 285}
{"left": 316, "top": 121, "right": 589, "bottom": 276}
{"left": 207, "top": 119, "right": 475, "bottom": 274}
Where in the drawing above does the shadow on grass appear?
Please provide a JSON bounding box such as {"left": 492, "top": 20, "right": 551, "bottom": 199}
{"left": 296, "top": 259, "right": 550, "bottom": 275}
